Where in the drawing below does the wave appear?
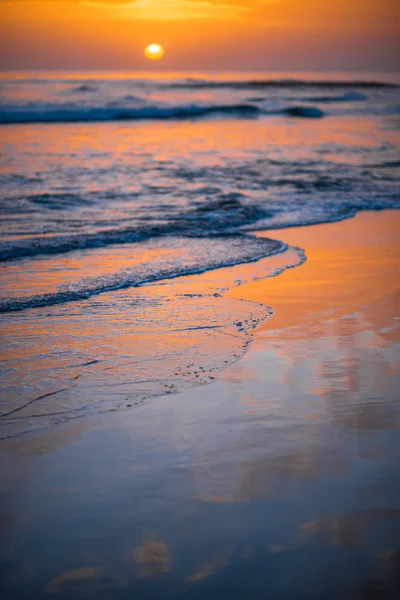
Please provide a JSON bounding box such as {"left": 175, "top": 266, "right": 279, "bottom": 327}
{"left": 0, "top": 203, "right": 272, "bottom": 261}
{"left": 168, "top": 78, "right": 398, "bottom": 90}
{"left": 0, "top": 235, "right": 286, "bottom": 312}
{"left": 3, "top": 193, "right": 399, "bottom": 263}
{"left": 248, "top": 92, "right": 368, "bottom": 105}
{"left": 71, "top": 83, "right": 99, "bottom": 93}
{"left": 363, "top": 160, "right": 400, "bottom": 169}
{"left": 302, "top": 91, "right": 368, "bottom": 103}
{"left": 0, "top": 103, "right": 260, "bottom": 125}
{"left": 3, "top": 75, "right": 398, "bottom": 88}
{"left": 0, "top": 102, "right": 329, "bottom": 125}
{"left": 282, "top": 106, "right": 325, "bottom": 118}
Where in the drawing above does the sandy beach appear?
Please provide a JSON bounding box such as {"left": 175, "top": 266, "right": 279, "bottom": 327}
{"left": 1, "top": 210, "right": 399, "bottom": 599}
{"left": 1, "top": 2, "right": 399, "bottom": 597}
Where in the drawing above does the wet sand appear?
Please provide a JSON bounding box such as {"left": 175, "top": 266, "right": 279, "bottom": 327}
{"left": 0, "top": 210, "right": 399, "bottom": 599}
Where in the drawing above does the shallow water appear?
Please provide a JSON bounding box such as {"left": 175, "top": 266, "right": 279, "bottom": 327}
{"left": 0, "top": 245, "right": 304, "bottom": 439}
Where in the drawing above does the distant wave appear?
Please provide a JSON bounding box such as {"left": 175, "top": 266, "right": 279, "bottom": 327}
{"left": 168, "top": 78, "right": 398, "bottom": 90}
{"left": 3, "top": 76, "right": 398, "bottom": 88}
{"left": 248, "top": 92, "right": 368, "bottom": 105}
{"left": 0, "top": 103, "right": 260, "bottom": 125}
{"left": 302, "top": 91, "right": 368, "bottom": 103}
{"left": 282, "top": 106, "right": 324, "bottom": 118}
{"left": 72, "top": 83, "right": 99, "bottom": 93}
{"left": 0, "top": 102, "right": 328, "bottom": 125}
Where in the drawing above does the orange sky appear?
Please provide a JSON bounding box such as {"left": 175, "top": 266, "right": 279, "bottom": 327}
{"left": 0, "top": 0, "right": 399, "bottom": 71}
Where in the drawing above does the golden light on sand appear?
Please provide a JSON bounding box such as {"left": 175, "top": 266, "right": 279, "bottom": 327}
{"left": 144, "top": 43, "right": 164, "bottom": 60}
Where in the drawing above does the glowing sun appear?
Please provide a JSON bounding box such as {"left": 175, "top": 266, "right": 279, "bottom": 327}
{"left": 144, "top": 43, "right": 165, "bottom": 60}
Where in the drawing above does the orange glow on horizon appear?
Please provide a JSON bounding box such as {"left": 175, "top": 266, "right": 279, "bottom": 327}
{"left": 0, "top": 1, "right": 398, "bottom": 70}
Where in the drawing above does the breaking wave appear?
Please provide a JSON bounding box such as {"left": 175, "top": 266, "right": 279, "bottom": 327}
{"left": 0, "top": 102, "right": 329, "bottom": 125}
{"left": 0, "top": 103, "right": 260, "bottom": 124}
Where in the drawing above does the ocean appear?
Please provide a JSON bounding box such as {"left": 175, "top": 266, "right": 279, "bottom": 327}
{"left": 0, "top": 71, "right": 399, "bottom": 439}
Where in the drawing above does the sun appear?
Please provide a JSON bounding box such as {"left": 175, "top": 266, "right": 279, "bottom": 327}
{"left": 144, "top": 43, "right": 165, "bottom": 60}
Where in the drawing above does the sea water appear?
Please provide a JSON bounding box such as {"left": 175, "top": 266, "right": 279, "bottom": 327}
{"left": 0, "top": 71, "right": 399, "bottom": 438}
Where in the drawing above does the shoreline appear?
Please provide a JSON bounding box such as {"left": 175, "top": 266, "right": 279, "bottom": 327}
{"left": 0, "top": 209, "right": 399, "bottom": 599}
{"left": 1, "top": 210, "right": 399, "bottom": 443}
